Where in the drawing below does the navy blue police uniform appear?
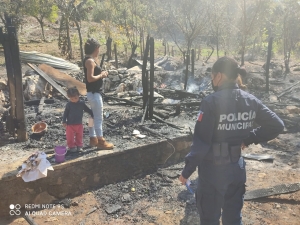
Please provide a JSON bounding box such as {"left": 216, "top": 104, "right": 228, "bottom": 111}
{"left": 182, "top": 83, "right": 284, "bottom": 225}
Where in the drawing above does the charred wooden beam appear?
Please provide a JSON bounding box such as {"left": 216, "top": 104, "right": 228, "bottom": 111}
{"left": 156, "top": 88, "right": 205, "bottom": 98}
{"left": 139, "top": 125, "right": 160, "bottom": 137}
{"left": 277, "top": 81, "right": 300, "bottom": 98}
{"left": 104, "top": 96, "right": 169, "bottom": 119}
{"left": 7, "top": 26, "right": 27, "bottom": 141}
{"left": 0, "top": 27, "right": 16, "bottom": 135}
{"left": 154, "top": 101, "right": 201, "bottom": 107}
{"left": 140, "top": 100, "right": 148, "bottom": 125}
{"left": 142, "top": 36, "right": 150, "bottom": 119}
{"left": 153, "top": 115, "right": 182, "bottom": 130}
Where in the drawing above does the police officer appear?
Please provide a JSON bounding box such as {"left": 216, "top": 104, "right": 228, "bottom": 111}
{"left": 179, "top": 57, "right": 284, "bottom": 225}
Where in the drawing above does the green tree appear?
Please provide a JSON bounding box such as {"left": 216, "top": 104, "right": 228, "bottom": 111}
{"left": 25, "top": 0, "right": 58, "bottom": 41}
{"left": 152, "top": 0, "right": 208, "bottom": 55}
{"left": 55, "top": 0, "right": 93, "bottom": 59}
{"left": 0, "top": 0, "right": 28, "bottom": 29}
{"left": 207, "top": 0, "right": 229, "bottom": 58}
{"left": 281, "top": 0, "right": 300, "bottom": 73}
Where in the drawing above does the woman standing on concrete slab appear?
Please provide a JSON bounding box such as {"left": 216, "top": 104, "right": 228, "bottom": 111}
{"left": 179, "top": 56, "right": 284, "bottom": 225}
{"left": 84, "top": 38, "right": 114, "bottom": 150}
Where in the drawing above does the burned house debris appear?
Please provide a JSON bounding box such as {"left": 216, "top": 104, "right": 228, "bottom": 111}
{"left": 0, "top": 23, "right": 300, "bottom": 225}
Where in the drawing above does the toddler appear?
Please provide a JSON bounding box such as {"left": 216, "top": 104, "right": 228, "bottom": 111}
{"left": 63, "top": 87, "right": 93, "bottom": 152}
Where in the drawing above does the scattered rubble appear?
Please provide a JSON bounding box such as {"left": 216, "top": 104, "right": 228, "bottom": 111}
{"left": 1, "top": 55, "right": 300, "bottom": 224}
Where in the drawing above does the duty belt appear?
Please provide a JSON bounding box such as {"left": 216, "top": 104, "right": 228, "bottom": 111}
{"left": 206, "top": 142, "right": 241, "bottom": 165}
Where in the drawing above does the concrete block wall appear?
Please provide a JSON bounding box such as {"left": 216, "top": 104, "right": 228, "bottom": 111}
{"left": 0, "top": 135, "right": 191, "bottom": 217}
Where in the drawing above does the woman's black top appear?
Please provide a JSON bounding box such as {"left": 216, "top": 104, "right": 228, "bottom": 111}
{"left": 84, "top": 56, "right": 103, "bottom": 93}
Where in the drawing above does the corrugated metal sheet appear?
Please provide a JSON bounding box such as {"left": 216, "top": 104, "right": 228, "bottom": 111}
{"left": 20, "top": 51, "right": 80, "bottom": 71}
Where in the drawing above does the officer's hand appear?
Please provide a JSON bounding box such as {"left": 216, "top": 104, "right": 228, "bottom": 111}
{"left": 179, "top": 175, "right": 187, "bottom": 185}
{"left": 241, "top": 142, "right": 246, "bottom": 150}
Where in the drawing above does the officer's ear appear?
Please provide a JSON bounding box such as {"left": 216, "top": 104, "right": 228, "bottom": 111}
{"left": 214, "top": 72, "right": 223, "bottom": 81}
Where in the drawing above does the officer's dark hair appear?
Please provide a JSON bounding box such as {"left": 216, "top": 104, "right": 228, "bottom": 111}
{"left": 67, "top": 87, "right": 80, "bottom": 97}
{"left": 84, "top": 38, "right": 100, "bottom": 55}
{"left": 212, "top": 56, "right": 247, "bottom": 81}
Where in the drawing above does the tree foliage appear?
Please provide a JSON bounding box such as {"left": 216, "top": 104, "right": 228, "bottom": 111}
{"left": 17, "top": 0, "right": 300, "bottom": 68}
{"left": 25, "top": 0, "right": 58, "bottom": 41}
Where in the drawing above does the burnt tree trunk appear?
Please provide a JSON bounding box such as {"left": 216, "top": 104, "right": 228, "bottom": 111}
{"left": 127, "top": 42, "right": 138, "bottom": 68}
{"left": 265, "top": 37, "right": 273, "bottom": 93}
{"left": 106, "top": 37, "right": 112, "bottom": 61}
{"left": 191, "top": 49, "right": 195, "bottom": 78}
{"left": 66, "top": 20, "right": 73, "bottom": 59}
{"left": 36, "top": 17, "right": 46, "bottom": 41}
{"left": 205, "top": 45, "right": 214, "bottom": 63}
{"left": 142, "top": 36, "right": 150, "bottom": 111}
{"left": 74, "top": 19, "right": 84, "bottom": 67}
{"left": 114, "top": 43, "right": 118, "bottom": 69}
{"left": 149, "top": 37, "right": 155, "bottom": 119}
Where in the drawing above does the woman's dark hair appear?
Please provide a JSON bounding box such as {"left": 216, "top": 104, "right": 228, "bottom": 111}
{"left": 212, "top": 56, "right": 247, "bottom": 80}
{"left": 67, "top": 87, "right": 80, "bottom": 97}
{"left": 84, "top": 38, "right": 100, "bottom": 55}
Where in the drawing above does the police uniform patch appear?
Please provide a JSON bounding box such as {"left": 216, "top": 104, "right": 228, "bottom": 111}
{"left": 197, "top": 111, "right": 204, "bottom": 122}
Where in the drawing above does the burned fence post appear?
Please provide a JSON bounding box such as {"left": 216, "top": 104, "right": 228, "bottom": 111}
{"left": 0, "top": 25, "right": 28, "bottom": 141}
{"left": 187, "top": 50, "right": 191, "bottom": 65}
{"left": 167, "top": 43, "right": 170, "bottom": 56}
{"left": 100, "top": 53, "right": 106, "bottom": 68}
{"left": 197, "top": 46, "right": 201, "bottom": 60}
{"left": 114, "top": 43, "right": 118, "bottom": 69}
{"left": 184, "top": 53, "right": 190, "bottom": 91}
{"left": 106, "top": 37, "right": 112, "bottom": 61}
{"left": 142, "top": 36, "right": 150, "bottom": 119}
{"left": 191, "top": 49, "right": 195, "bottom": 78}
{"left": 149, "top": 37, "right": 155, "bottom": 119}
{"left": 266, "top": 37, "right": 273, "bottom": 93}
{"left": 0, "top": 27, "right": 16, "bottom": 135}
{"left": 8, "top": 26, "right": 28, "bottom": 141}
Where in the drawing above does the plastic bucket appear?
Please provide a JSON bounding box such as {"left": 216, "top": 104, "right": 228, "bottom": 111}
{"left": 55, "top": 146, "right": 67, "bottom": 163}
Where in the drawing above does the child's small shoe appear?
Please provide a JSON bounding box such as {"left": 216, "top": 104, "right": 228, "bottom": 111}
{"left": 77, "top": 146, "right": 83, "bottom": 152}
{"left": 69, "top": 147, "right": 78, "bottom": 153}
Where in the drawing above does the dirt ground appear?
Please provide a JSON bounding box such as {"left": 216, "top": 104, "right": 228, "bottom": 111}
{"left": 0, "top": 16, "right": 300, "bottom": 225}
{"left": 1, "top": 137, "right": 300, "bottom": 225}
